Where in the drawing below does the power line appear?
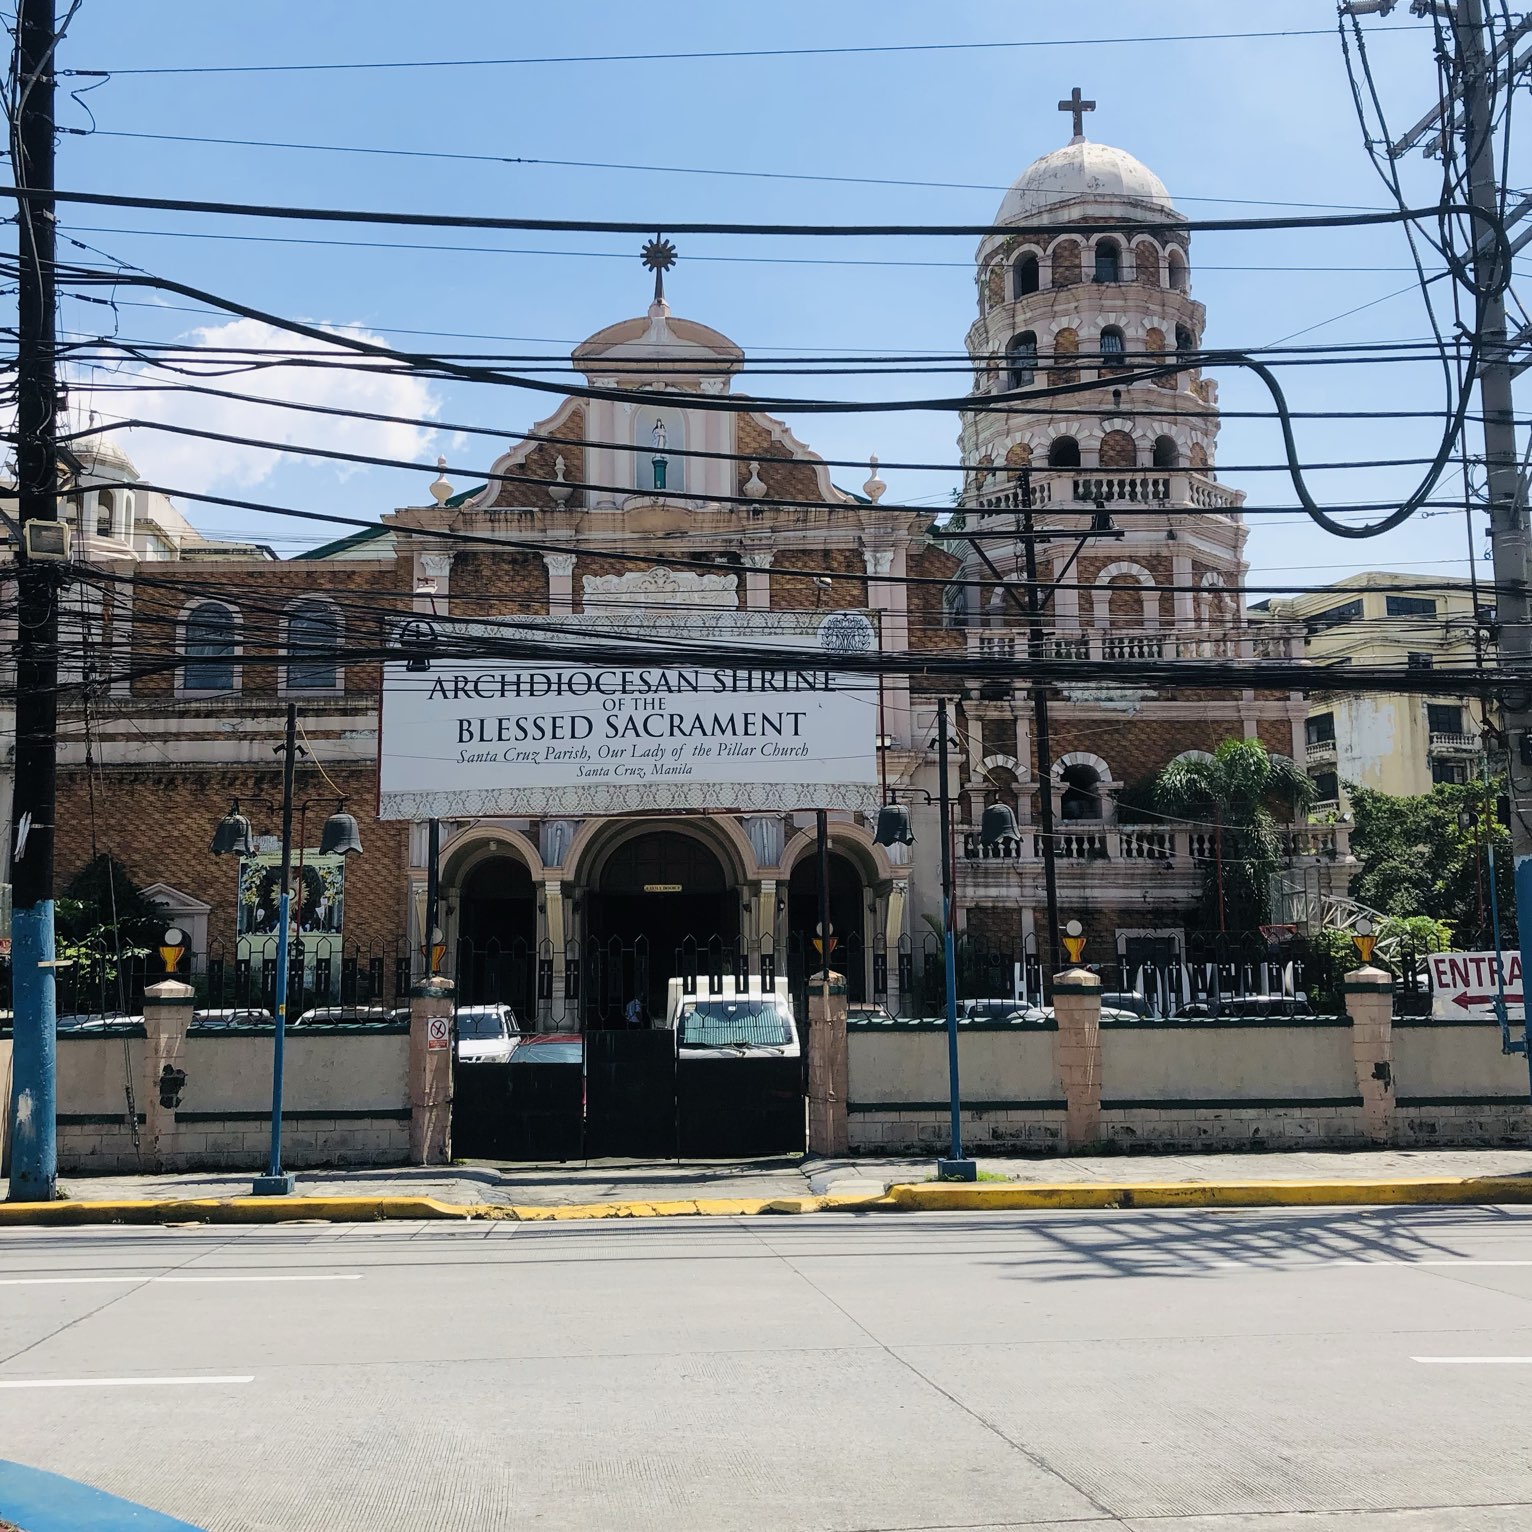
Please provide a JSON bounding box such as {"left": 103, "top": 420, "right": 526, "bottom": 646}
{"left": 63, "top": 129, "right": 1394, "bottom": 215}
{"left": 62, "top": 25, "right": 1431, "bottom": 78}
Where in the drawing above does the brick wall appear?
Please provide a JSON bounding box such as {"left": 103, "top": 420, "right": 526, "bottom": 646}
{"left": 489, "top": 404, "right": 586, "bottom": 508}
{"left": 736, "top": 414, "right": 828, "bottom": 504}
{"left": 448, "top": 549, "right": 550, "bottom": 615}
{"left": 768, "top": 547, "right": 867, "bottom": 611}
{"left": 53, "top": 762, "right": 409, "bottom": 951}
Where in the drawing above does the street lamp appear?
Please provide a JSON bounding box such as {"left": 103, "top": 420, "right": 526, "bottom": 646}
{"left": 874, "top": 699, "right": 1017, "bottom": 1183}
{"left": 210, "top": 703, "right": 362, "bottom": 1196}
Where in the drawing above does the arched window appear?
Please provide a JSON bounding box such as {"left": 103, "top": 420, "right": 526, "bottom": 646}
{"left": 183, "top": 601, "right": 236, "bottom": 693}
{"left": 1006, "top": 331, "right": 1038, "bottom": 389}
{"left": 1013, "top": 254, "right": 1040, "bottom": 298}
{"left": 1093, "top": 238, "right": 1121, "bottom": 283}
{"left": 1175, "top": 324, "right": 1195, "bottom": 365}
{"left": 95, "top": 489, "right": 115, "bottom": 539}
{"left": 1060, "top": 763, "right": 1103, "bottom": 821}
{"left": 286, "top": 599, "right": 341, "bottom": 691}
{"left": 1167, "top": 247, "right": 1189, "bottom": 292}
{"left": 1100, "top": 325, "right": 1127, "bottom": 372}
{"left": 1152, "top": 435, "right": 1180, "bottom": 469}
{"left": 1048, "top": 436, "right": 1081, "bottom": 469}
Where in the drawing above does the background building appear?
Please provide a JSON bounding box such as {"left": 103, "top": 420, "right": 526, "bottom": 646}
{"left": 1251, "top": 572, "right": 1487, "bottom": 814}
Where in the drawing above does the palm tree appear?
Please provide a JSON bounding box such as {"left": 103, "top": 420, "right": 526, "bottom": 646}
{"left": 1154, "top": 739, "right": 1315, "bottom": 933}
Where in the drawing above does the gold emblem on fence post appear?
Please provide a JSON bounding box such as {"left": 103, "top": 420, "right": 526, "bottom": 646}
{"left": 1351, "top": 917, "right": 1377, "bottom": 965}
{"left": 1061, "top": 919, "right": 1086, "bottom": 965}
{"left": 158, "top": 926, "right": 187, "bottom": 975}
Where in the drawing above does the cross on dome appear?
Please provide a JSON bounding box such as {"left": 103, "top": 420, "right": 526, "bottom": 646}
{"left": 1058, "top": 86, "right": 1096, "bottom": 142}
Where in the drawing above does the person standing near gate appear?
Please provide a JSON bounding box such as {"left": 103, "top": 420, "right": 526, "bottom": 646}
{"left": 625, "top": 996, "right": 644, "bottom": 1029}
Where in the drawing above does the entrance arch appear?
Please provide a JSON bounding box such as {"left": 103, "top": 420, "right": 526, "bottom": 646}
{"left": 584, "top": 827, "right": 741, "bottom": 1023}
{"left": 456, "top": 855, "right": 537, "bottom": 1015}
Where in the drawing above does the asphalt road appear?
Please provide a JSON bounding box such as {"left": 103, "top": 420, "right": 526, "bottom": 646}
{"left": 3, "top": 1207, "right": 1532, "bottom": 1531}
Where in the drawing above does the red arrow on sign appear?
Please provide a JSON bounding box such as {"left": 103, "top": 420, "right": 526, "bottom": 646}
{"left": 1452, "top": 991, "right": 1524, "bottom": 1008}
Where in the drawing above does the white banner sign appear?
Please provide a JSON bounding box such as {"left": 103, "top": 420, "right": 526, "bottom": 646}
{"left": 1427, "top": 951, "right": 1525, "bottom": 1021}
{"left": 378, "top": 614, "right": 882, "bottom": 820}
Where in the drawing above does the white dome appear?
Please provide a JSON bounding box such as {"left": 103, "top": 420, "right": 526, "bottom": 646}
{"left": 995, "top": 139, "right": 1174, "bottom": 225}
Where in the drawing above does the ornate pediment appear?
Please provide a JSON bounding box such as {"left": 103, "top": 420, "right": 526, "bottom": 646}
{"left": 581, "top": 566, "right": 738, "bottom": 609}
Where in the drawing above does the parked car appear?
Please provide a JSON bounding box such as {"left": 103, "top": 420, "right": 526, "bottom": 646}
{"left": 507, "top": 1032, "right": 584, "bottom": 1066}
{"left": 1173, "top": 995, "right": 1315, "bottom": 1020}
{"left": 662, "top": 980, "right": 800, "bottom": 1058}
{"left": 1098, "top": 991, "right": 1154, "bottom": 1019}
{"left": 193, "top": 1007, "right": 275, "bottom": 1029}
{"left": 56, "top": 1011, "right": 141, "bottom": 1032}
{"left": 454, "top": 1003, "right": 521, "bottom": 1064}
{"left": 955, "top": 998, "right": 1049, "bottom": 1025}
{"left": 291, "top": 1005, "right": 410, "bottom": 1027}
{"left": 846, "top": 1002, "right": 897, "bottom": 1025}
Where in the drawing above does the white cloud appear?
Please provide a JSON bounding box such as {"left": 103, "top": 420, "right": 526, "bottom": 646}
{"left": 94, "top": 318, "right": 444, "bottom": 497}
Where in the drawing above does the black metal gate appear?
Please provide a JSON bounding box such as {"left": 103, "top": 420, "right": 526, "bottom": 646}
{"left": 676, "top": 1057, "right": 806, "bottom": 1158}
{"left": 585, "top": 1029, "right": 678, "bottom": 1158}
{"left": 453, "top": 1059, "right": 583, "bottom": 1162}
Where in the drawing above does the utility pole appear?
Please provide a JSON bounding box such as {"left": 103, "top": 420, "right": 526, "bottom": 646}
{"left": 7, "top": 0, "right": 60, "bottom": 1203}
{"left": 1453, "top": 0, "right": 1532, "bottom": 1074}
{"left": 1019, "top": 502, "right": 1063, "bottom": 979}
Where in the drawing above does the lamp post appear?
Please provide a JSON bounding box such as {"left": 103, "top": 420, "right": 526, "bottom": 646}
{"left": 874, "top": 699, "right": 1021, "bottom": 1181}
{"left": 210, "top": 703, "right": 363, "bottom": 1196}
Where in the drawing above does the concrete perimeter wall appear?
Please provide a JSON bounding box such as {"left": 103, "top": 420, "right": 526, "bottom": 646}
{"left": 49, "top": 1025, "right": 410, "bottom": 1174}
{"left": 848, "top": 1004, "right": 1532, "bottom": 1155}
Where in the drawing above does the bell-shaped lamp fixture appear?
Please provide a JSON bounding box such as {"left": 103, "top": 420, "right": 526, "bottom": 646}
{"left": 979, "top": 803, "right": 1021, "bottom": 847}
{"left": 319, "top": 808, "right": 365, "bottom": 858}
{"left": 209, "top": 803, "right": 256, "bottom": 858}
{"left": 872, "top": 803, "right": 915, "bottom": 847}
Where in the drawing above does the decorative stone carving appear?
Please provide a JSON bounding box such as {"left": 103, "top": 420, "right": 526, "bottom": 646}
{"left": 742, "top": 461, "right": 768, "bottom": 499}
{"left": 863, "top": 455, "right": 887, "bottom": 502}
{"left": 420, "top": 553, "right": 454, "bottom": 579}
{"left": 542, "top": 552, "right": 577, "bottom": 578}
{"left": 582, "top": 566, "right": 738, "bottom": 609}
{"left": 863, "top": 547, "right": 895, "bottom": 577}
{"left": 743, "top": 815, "right": 785, "bottom": 868}
{"left": 742, "top": 551, "right": 775, "bottom": 571}
{"left": 548, "top": 454, "right": 574, "bottom": 505}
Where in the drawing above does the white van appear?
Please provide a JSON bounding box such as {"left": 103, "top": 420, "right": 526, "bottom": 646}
{"left": 661, "top": 978, "right": 801, "bottom": 1060}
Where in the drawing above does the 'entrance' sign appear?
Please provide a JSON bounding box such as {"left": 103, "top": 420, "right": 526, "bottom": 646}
{"left": 1427, "top": 951, "right": 1525, "bottom": 1021}
{"left": 378, "top": 613, "right": 882, "bottom": 820}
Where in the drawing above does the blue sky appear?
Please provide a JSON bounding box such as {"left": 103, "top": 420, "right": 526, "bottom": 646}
{"left": 43, "top": 1, "right": 1526, "bottom": 593}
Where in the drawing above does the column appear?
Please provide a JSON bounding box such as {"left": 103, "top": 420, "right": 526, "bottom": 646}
{"left": 1344, "top": 964, "right": 1395, "bottom": 1145}
{"left": 409, "top": 975, "right": 454, "bottom": 1165}
{"left": 742, "top": 551, "right": 773, "bottom": 610}
{"left": 1052, "top": 966, "right": 1102, "bottom": 1150}
{"left": 141, "top": 977, "right": 195, "bottom": 1171}
{"left": 543, "top": 877, "right": 568, "bottom": 1028}
{"left": 543, "top": 552, "right": 577, "bottom": 615}
{"left": 863, "top": 545, "right": 910, "bottom": 746}
{"left": 806, "top": 970, "right": 849, "bottom": 1155}
{"left": 417, "top": 551, "right": 454, "bottom": 614}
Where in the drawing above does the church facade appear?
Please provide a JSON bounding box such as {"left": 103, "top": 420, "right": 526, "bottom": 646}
{"left": 16, "top": 118, "right": 1350, "bottom": 1023}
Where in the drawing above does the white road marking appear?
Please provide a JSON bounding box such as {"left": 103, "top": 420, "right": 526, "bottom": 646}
{"left": 0, "top": 1375, "right": 254, "bottom": 1389}
{"left": 0, "top": 1273, "right": 362, "bottom": 1286}
{"left": 1414, "top": 1357, "right": 1532, "bottom": 1365}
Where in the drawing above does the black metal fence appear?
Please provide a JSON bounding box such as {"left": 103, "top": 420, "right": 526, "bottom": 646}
{"left": 0, "top": 928, "right": 1442, "bottom": 1028}
{"left": 0, "top": 935, "right": 413, "bottom": 1023}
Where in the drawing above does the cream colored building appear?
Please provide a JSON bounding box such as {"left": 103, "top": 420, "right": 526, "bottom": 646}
{"left": 1251, "top": 573, "right": 1486, "bottom": 812}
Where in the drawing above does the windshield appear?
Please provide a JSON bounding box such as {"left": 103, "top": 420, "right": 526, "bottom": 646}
{"left": 677, "top": 999, "right": 792, "bottom": 1048}
{"left": 511, "top": 1041, "right": 583, "bottom": 1065}
{"left": 456, "top": 1011, "right": 506, "bottom": 1040}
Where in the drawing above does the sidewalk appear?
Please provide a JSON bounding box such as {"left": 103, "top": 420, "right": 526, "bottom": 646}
{"left": 12, "top": 1146, "right": 1532, "bottom": 1223}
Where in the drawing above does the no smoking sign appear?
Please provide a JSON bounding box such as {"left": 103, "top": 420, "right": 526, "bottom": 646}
{"left": 426, "top": 1015, "right": 450, "bottom": 1052}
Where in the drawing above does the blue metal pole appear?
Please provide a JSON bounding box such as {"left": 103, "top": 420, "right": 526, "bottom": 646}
{"left": 254, "top": 703, "right": 298, "bottom": 1196}
{"left": 1515, "top": 855, "right": 1532, "bottom": 1101}
{"left": 936, "top": 698, "right": 974, "bottom": 1179}
{"left": 7, "top": 903, "right": 57, "bottom": 1200}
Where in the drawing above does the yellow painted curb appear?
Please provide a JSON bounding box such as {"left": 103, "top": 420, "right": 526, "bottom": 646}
{"left": 1, "top": 1177, "right": 1529, "bottom": 1228}
{"left": 883, "top": 1175, "right": 1532, "bottom": 1212}
{"left": 0, "top": 1190, "right": 896, "bottom": 1228}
